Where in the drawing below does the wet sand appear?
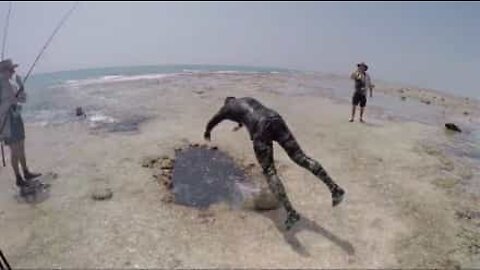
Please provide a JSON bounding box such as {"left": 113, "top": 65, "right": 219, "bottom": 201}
{"left": 0, "top": 72, "right": 479, "bottom": 268}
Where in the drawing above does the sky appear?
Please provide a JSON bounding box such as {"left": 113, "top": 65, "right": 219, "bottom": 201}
{"left": 1, "top": 1, "right": 479, "bottom": 97}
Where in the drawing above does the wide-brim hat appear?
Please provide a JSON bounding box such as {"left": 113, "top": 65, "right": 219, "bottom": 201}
{"left": 0, "top": 59, "right": 19, "bottom": 71}
{"left": 357, "top": 62, "right": 368, "bottom": 70}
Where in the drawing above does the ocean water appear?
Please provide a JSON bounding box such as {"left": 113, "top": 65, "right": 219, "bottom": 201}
{"left": 26, "top": 64, "right": 289, "bottom": 91}
{"left": 21, "top": 64, "right": 290, "bottom": 127}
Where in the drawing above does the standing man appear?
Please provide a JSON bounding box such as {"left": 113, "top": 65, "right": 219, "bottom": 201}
{"left": 0, "top": 59, "right": 41, "bottom": 188}
{"left": 204, "top": 97, "right": 345, "bottom": 230}
{"left": 350, "top": 62, "right": 374, "bottom": 123}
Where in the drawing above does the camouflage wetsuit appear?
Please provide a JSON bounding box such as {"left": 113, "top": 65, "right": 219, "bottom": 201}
{"left": 204, "top": 97, "right": 345, "bottom": 229}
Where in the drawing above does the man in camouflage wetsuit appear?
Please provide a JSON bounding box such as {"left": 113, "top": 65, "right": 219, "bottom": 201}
{"left": 204, "top": 97, "right": 345, "bottom": 230}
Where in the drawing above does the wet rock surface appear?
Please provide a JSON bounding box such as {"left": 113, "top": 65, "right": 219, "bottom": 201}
{"left": 142, "top": 144, "right": 280, "bottom": 210}
{"left": 171, "top": 145, "right": 245, "bottom": 208}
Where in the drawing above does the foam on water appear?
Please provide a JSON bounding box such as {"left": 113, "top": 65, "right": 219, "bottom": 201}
{"left": 64, "top": 73, "right": 178, "bottom": 87}
{"left": 182, "top": 69, "right": 202, "bottom": 73}
{"left": 88, "top": 113, "right": 116, "bottom": 124}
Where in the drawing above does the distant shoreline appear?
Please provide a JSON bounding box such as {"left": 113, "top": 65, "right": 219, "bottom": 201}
{"left": 26, "top": 64, "right": 478, "bottom": 101}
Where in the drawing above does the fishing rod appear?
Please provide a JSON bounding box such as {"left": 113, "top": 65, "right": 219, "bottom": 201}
{"left": 23, "top": 1, "right": 79, "bottom": 84}
{"left": 0, "top": 141, "right": 4, "bottom": 167}
{"left": 0, "top": 249, "right": 12, "bottom": 270}
{"left": 1, "top": 2, "right": 12, "bottom": 167}
{"left": 1, "top": 1, "right": 12, "bottom": 60}
{"left": 0, "top": 139, "right": 4, "bottom": 167}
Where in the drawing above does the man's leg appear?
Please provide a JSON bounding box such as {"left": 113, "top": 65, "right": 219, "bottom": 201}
{"left": 18, "top": 140, "right": 40, "bottom": 180}
{"left": 253, "top": 139, "right": 300, "bottom": 229}
{"left": 359, "top": 107, "right": 365, "bottom": 122}
{"left": 8, "top": 142, "right": 25, "bottom": 186}
{"left": 350, "top": 106, "right": 356, "bottom": 122}
{"left": 359, "top": 95, "right": 367, "bottom": 122}
{"left": 277, "top": 130, "right": 345, "bottom": 206}
{"left": 351, "top": 93, "right": 359, "bottom": 122}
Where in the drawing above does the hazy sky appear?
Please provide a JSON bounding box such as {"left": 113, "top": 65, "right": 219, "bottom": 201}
{"left": 1, "top": 1, "right": 479, "bottom": 97}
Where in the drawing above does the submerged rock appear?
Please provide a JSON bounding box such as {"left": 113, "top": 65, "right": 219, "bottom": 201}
{"left": 160, "top": 158, "right": 174, "bottom": 170}
{"left": 142, "top": 156, "right": 160, "bottom": 168}
{"left": 432, "top": 178, "right": 459, "bottom": 189}
{"left": 161, "top": 169, "right": 172, "bottom": 177}
{"left": 245, "top": 163, "right": 256, "bottom": 170}
{"left": 161, "top": 194, "right": 174, "bottom": 203}
{"left": 91, "top": 188, "right": 113, "bottom": 201}
{"left": 75, "top": 107, "right": 86, "bottom": 117}
{"left": 152, "top": 172, "right": 163, "bottom": 180}
{"left": 421, "top": 99, "right": 431, "bottom": 105}
{"left": 445, "top": 123, "right": 462, "bottom": 132}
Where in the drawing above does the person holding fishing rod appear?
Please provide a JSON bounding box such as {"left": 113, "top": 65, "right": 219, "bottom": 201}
{"left": 0, "top": 2, "right": 78, "bottom": 193}
{"left": 0, "top": 59, "right": 41, "bottom": 187}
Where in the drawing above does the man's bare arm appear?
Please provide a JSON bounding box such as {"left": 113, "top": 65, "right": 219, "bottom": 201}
{"left": 368, "top": 74, "right": 374, "bottom": 97}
